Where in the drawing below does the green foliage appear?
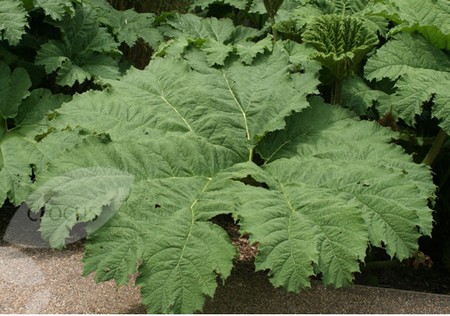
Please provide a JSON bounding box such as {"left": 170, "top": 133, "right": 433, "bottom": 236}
{"left": 25, "top": 41, "right": 434, "bottom": 312}
{"left": 157, "top": 13, "right": 268, "bottom": 66}
{"left": 371, "top": 0, "right": 450, "bottom": 50}
{"left": 274, "top": 0, "right": 388, "bottom": 38}
{"left": 263, "top": 0, "right": 285, "bottom": 18}
{"left": 303, "top": 14, "right": 378, "bottom": 79}
{"left": 0, "top": 61, "right": 31, "bottom": 119}
{"left": 34, "top": 0, "right": 78, "bottom": 20}
{"left": 249, "top": 95, "right": 435, "bottom": 288}
{"left": 0, "top": 0, "right": 163, "bottom": 204}
{"left": 93, "top": 0, "right": 163, "bottom": 47}
{"left": 0, "top": 0, "right": 28, "bottom": 45}
{"left": 341, "top": 75, "right": 387, "bottom": 116}
{"left": 35, "top": 3, "right": 121, "bottom": 86}
{"left": 365, "top": 33, "right": 450, "bottom": 134}
{"left": 0, "top": 0, "right": 446, "bottom": 314}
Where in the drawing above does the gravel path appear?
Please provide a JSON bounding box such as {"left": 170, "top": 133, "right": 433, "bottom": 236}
{"left": 2, "top": 243, "right": 450, "bottom": 314}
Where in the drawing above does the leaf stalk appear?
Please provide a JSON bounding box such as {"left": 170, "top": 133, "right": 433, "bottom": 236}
{"left": 422, "top": 129, "right": 448, "bottom": 165}
{"left": 331, "top": 78, "right": 343, "bottom": 105}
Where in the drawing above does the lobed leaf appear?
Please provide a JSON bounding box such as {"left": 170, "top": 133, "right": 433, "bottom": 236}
{"left": 27, "top": 167, "right": 134, "bottom": 248}
{"left": 0, "top": 61, "right": 32, "bottom": 119}
{"left": 28, "top": 34, "right": 435, "bottom": 313}
{"left": 33, "top": 0, "right": 75, "bottom": 20}
{"left": 0, "top": 128, "right": 100, "bottom": 206}
{"left": 93, "top": 0, "right": 163, "bottom": 48}
{"left": 15, "top": 89, "right": 71, "bottom": 127}
{"left": 237, "top": 160, "right": 368, "bottom": 289}
{"left": 0, "top": 134, "right": 42, "bottom": 205}
{"left": 365, "top": 33, "right": 450, "bottom": 133}
{"left": 372, "top": 0, "right": 450, "bottom": 49}
{"left": 46, "top": 45, "right": 318, "bottom": 159}
{"left": 0, "top": 0, "right": 28, "bottom": 45}
{"left": 158, "top": 14, "right": 263, "bottom": 65}
{"left": 342, "top": 75, "right": 387, "bottom": 116}
{"left": 256, "top": 97, "right": 434, "bottom": 260}
{"left": 32, "top": 134, "right": 242, "bottom": 312}
{"left": 35, "top": 3, "right": 120, "bottom": 86}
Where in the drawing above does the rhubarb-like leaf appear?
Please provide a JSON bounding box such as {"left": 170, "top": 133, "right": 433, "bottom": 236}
{"left": 28, "top": 37, "right": 435, "bottom": 314}
{"left": 256, "top": 96, "right": 434, "bottom": 256}
{"left": 365, "top": 33, "right": 450, "bottom": 134}
{"left": 33, "top": 0, "right": 76, "bottom": 20}
{"left": 0, "top": 127, "right": 98, "bottom": 206}
{"left": 35, "top": 3, "right": 120, "bottom": 86}
{"left": 15, "top": 89, "right": 71, "bottom": 127}
{"left": 372, "top": 0, "right": 450, "bottom": 49}
{"left": 33, "top": 134, "right": 242, "bottom": 312}
{"left": 93, "top": 0, "right": 163, "bottom": 48}
{"left": 0, "top": 61, "right": 31, "bottom": 119}
{"left": 0, "top": 134, "right": 41, "bottom": 204}
{"left": 27, "top": 166, "right": 134, "bottom": 248}
{"left": 0, "top": 0, "right": 28, "bottom": 45}
{"left": 342, "top": 75, "right": 387, "bottom": 116}
{"left": 46, "top": 44, "right": 318, "bottom": 159}
{"left": 158, "top": 14, "right": 264, "bottom": 65}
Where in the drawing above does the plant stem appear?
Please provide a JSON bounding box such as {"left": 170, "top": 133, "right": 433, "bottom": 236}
{"left": 249, "top": 147, "right": 254, "bottom": 162}
{"left": 331, "top": 78, "right": 343, "bottom": 105}
{"left": 422, "top": 128, "right": 448, "bottom": 165}
{"left": 2, "top": 117, "right": 8, "bottom": 133}
{"left": 269, "top": 16, "right": 278, "bottom": 42}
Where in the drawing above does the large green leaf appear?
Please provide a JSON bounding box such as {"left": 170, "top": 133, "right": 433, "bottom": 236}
{"left": 158, "top": 14, "right": 263, "bottom": 66}
{"left": 0, "top": 0, "right": 28, "bottom": 45}
{"left": 372, "top": 0, "right": 450, "bottom": 49}
{"left": 28, "top": 40, "right": 435, "bottom": 314}
{"left": 93, "top": 0, "right": 163, "bottom": 48}
{"left": 33, "top": 0, "right": 76, "bottom": 20}
{"left": 0, "top": 128, "right": 96, "bottom": 206}
{"left": 27, "top": 166, "right": 134, "bottom": 248}
{"left": 257, "top": 97, "right": 434, "bottom": 252}
{"left": 0, "top": 134, "right": 41, "bottom": 204}
{"left": 0, "top": 61, "right": 31, "bottom": 119}
{"left": 15, "top": 88, "right": 71, "bottom": 127}
{"left": 35, "top": 3, "right": 120, "bottom": 86}
{"left": 237, "top": 160, "right": 368, "bottom": 289}
{"left": 32, "top": 134, "right": 242, "bottom": 312}
{"left": 46, "top": 44, "right": 318, "bottom": 159}
{"left": 342, "top": 75, "right": 387, "bottom": 116}
{"left": 365, "top": 33, "right": 450, "bottom": 133}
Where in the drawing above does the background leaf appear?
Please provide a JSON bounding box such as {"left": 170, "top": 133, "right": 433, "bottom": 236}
{"left": 0, "top": 0, "right": 28, "bottom": 45}
{"left": 365, "top": 33, "right": 450, "bottom": 133}
{"left": 35, "top": 3, "right": 120, "bottom": 86}
{"left": 33, "top": 0, "right": 75, "bottom": 20}
{"left": 372, "top": 0, "right": 450, "bottom": 49}
{"left": 0, "top": 61, "right": 31, "bottom": 119}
